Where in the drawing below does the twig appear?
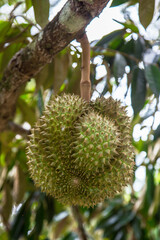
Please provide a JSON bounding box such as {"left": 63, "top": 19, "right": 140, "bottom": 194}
{"left": 78, "top": 33, "right": 91, "bottom": 102}
{"left": 9, "top": 1, "right": 23, "bottom": 21}
{"left": 8, "top": 121, "right": 31, "bottom": 139}
{"left": 71, "top": 205, "right": 88, "bottom": 240}
{"left": 14, "top": 15, "right": 41, "bottom": 30}
{"left": 93, "top": 46, "right": 140, "bottom": 64}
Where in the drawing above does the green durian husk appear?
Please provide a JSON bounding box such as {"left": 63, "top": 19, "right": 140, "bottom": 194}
{"left": 27, "top": 94, "right": 134, "bottom": 207}
{"left": 91, "top": 96, "right": 135, "bottom": 178}
{"left": 72, "top": 112, "right": 120, "bottom": 173}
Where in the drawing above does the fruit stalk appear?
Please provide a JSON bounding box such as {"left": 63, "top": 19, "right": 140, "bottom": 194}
{"left": 71, "top": 205, "right": 88, "bottom": 240}
{"left": 78, "top": 33, "right": 91, "bottom": 102}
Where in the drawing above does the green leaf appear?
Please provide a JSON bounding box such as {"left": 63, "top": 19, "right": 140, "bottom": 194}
{"left": 109, "top": 37, "right": 125, "bottom": 50}
{"left": 111, "top": 0, "right": 130, "bottom": 7}
{"left": 113, "top": 53, "right": 127, "bottom": 82}
{"left": 45, "top": 195, "right": 55, "bottom": 223}
{"left": 113, "top": 211, "right": 135, "bottom": 231}
{"left": 0, "top": 232, "right": 8, "bottom": 240}
{"left": 9, "top": 194, "right": 32, "bottom": 239}
{"left": 119, "top": 39, "right": 138, "bottom": 71}
{"left": 139, "top": 0, "right": 155, "bottom": 29}
{"left": 134, "top": 37, "right": 146, "bottom": 60}
{"left": 32, "top": 0, "right": 50, "bottom": 28}
{"left": 97, "top": 209, "right": 124, "bottom": 230}
{"left": 66, "top": 57, "right": 81, "bottom": 95}
{"left": 0, "top": 0, "right": 6, "bottom": 7}
{"left": 17, "top": 98, "right": 36, "bottom": 125}
{"left": 143, "top": 168, "right": 155, "bottom": 212}
{"left": 25, "top": 0, "right": 32, "bottom": 11}
{"left": 0, "top": 42, "right": 24, "bottom": 72}
{"left": 100, "top": 82, "right": 108, "bottom": 96}
{"left": 132, "top": 218, "right": 143, "bottom": 240}
{"left": 53, "top": 50, "right": 70, "bottom": 93}
{"left": 8, "top": 0, "right": 19, "bottom": 5}
{"left": 37, "top": 89, "right": 44, "bottom": 116}
{"left": 60, "top": 232, "right": 78, "bottom": 240}
{"left": 96, "top": 29, "right": 125, "bottom": 47}
{"left": 120, "top": 38, "right": 135, "bottom": 55}
{"left": 0, "top": 21, "right": 11, "bottom": 40}
{"left": 145, "top": 64, "right": 160, "bottom": 96}
{"left": 112, "top": 230, "right": 124, "bottom": 240}
{"left": 34, "top": 201, "right": 44, "bottom": 234}
{"left": 131, "top": 68, "right": 146, "bottom": 115}
{"left": 132, "top": 139, "right": 148, "bottom": 152}
{"left": 28, "top": 201, "right": 44, "bottom": 238}
{"left": 36, "top": 48, "right": 71, "bottom": 93}
{"left": 113, "top": 19, "right": 139, "bottom": 33}
{"left": 35, "top": 64, "right": 50, "bottom": 91}
{"left": 0, "top": 22, "right": 31, "bottom": 46}
{"left": 153, "top": 124, "right": 160, "bottom": 141}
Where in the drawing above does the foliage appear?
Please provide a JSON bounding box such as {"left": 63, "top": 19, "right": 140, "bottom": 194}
{"left": 0, "top": 0, "right": 160, "bottom": 239}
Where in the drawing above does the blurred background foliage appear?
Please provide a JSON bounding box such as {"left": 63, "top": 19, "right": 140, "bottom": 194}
{"left": 0, "top": 0, "right": 160, "bottom": 239}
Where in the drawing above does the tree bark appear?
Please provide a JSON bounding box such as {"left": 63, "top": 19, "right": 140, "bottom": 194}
{"left": 0, "top": 0, "right": 109, "bottom": 132}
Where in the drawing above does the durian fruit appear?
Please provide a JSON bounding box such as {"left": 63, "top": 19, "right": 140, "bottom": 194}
{"left": 91, "top": 96, "right": 135, "bottom": 183}
{"left": 72, "top": 112, "right": 120, "bottom": 173}
{"left": 27, "top": 94, "right": 134, "bottom": 207}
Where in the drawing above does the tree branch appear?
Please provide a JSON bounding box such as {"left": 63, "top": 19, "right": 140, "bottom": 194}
{"left": 71, "top": 205, "right": 88, "bottom": 240}
{"left": 0, "top": 0, "right": 110, "bottom": 132}
{"left": 8, "top": 121, "right": 31, "bottom": 139}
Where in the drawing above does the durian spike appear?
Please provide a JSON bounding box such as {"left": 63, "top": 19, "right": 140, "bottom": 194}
{"left": 78, "top": 33, "right": 91, "bottom": 102}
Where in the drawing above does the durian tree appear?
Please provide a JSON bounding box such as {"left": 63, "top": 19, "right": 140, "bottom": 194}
{"left": 0, "top": 0, "right": 160, "bottom": 240}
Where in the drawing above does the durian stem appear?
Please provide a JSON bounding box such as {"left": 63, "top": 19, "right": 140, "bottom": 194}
{"left": 78, "top": 33, "right": 91, "bottom": 102}
{"left": 71, "top": 205, "right": 88, "bottom": 240}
